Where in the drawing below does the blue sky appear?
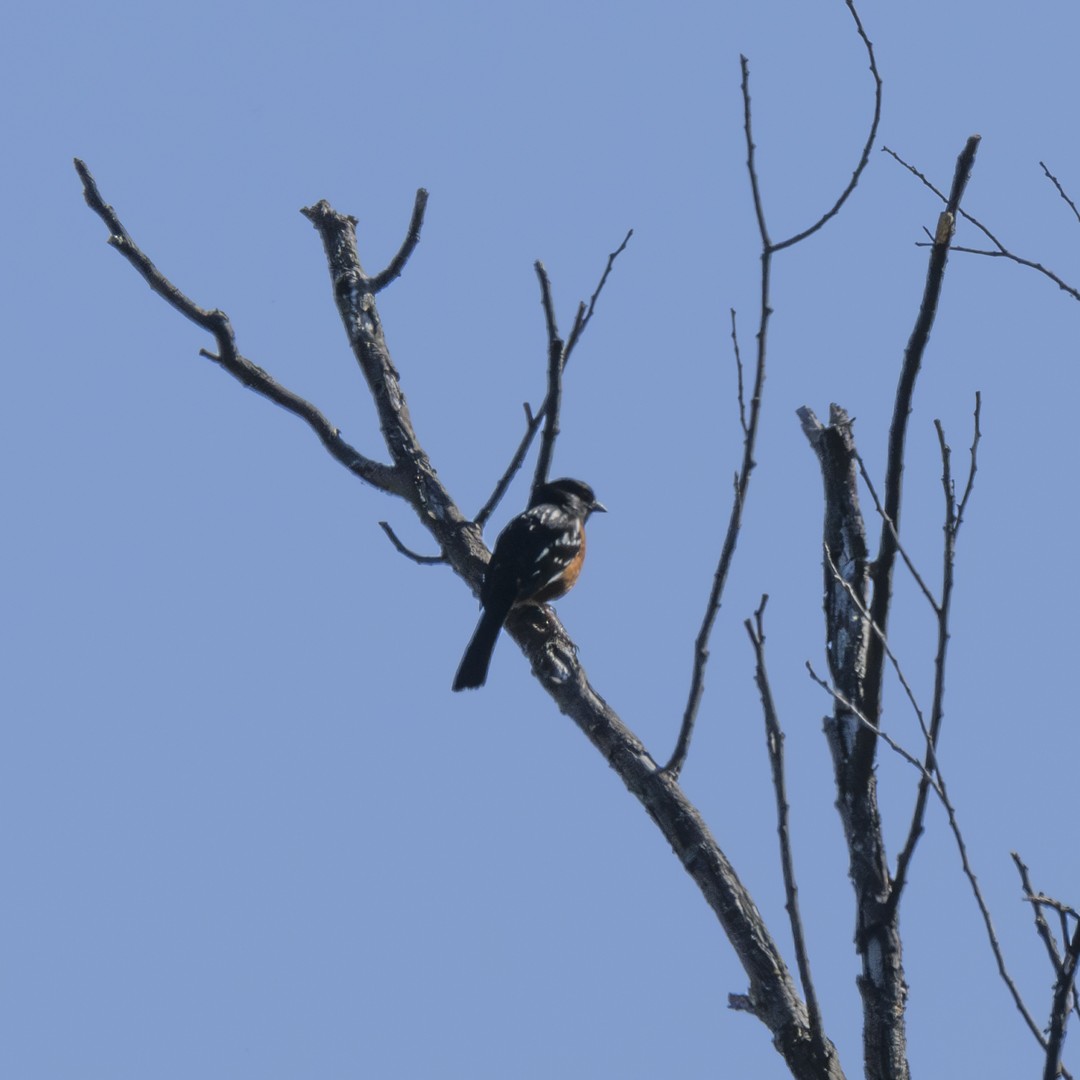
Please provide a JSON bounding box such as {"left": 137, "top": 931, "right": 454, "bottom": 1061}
{"left": 4, "top": 2, "right": 1080, "bottom": 1077}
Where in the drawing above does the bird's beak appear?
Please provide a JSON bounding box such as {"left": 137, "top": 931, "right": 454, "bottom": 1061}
{"left": 592, "top": 501, "right": 607, "bottom": 513}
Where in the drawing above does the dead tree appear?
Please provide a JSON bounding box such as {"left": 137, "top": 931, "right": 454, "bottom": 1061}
{"left": 75, "top": 2, "right": 1080, "bottom": 1075}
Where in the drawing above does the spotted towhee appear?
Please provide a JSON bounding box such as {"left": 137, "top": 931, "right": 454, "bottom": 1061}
{"left": 452, "top": 478, "right": 606, "bottom": 691}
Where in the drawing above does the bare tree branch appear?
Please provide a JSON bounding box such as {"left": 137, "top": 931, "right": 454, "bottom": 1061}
{"left": 1015, "top": 854, "right": 1068, "bottom": 973}
{"left": 532, "top": 262, "right": 564, "bottom": 495}
{"left": 300, "top": 199, "right": 440, "bottom": 483}
{"left": 666, "top": 5, "right": 881, "bottom": 778}
{"left": 862, "top": 135, "right": 980, "bottom": 787}
{"left": 889, "top": 402, "right": 981, "bottom": 911}
{"left": 535, "top": 259, "right": 560, "bottom": 344}
{"left": 526, "top": 645, "right": 844, "bottom": 1080}
{"left": 1027, "top": 896, "right": 1080, "bottom": 923}
{"left": 773, "top": 0, "right": 882, "bottom": 252}
{"left": 884, "top": 145, "right": 1080, "bottom": 303}
{"left": 1040, "top": 162, "right": 1080, "bottom": 226}
{"left": 731, "top": 309, "right": 749, "bottom": 436}
{"left": 474, "top": 405, "right": 545, "bottom": 528}
{"left": 379, "top": 521, "right": 446, "bottom": 565}
{"left": 822, "top": 544, "right": 930, "bottom": 747}
{"left": 473, "top": 234, "right": 632, "bottom": 527}
{"left": 74, "top": 158, "right": 406, "bottom": 498}
{"left": 564, "top": 229, "right": 633, "bottom": 358}
{"left": 853, "top": 450, "right": 941, "bottom": 613}
{"left": 1015, "top": 855, "right": 1080, "bottom": 1076}
{"left": 664, "top": 54, "right": 771, "bottom": 777}
{"left": 930, "top": 775, "right": 1048, "bottom": 1063}
{"left": 927, "top": 243, "right": 1080, "bottom": 302}
{"left": 805, "top": 663, "right": 935, "bottom": 785}
{"left": 956, "top": 390, "right": 982, "bottom": 524}
{"left": 369, "top": 188, "right": 429, "bottom": 293}
{"left": 1045, "top": 921, "right": 1080, "bottom": 1080}
{"left": 747, "top": 599, "right": 835, "bottom": 1072}
{"left": 662, "top": 55, "right": 767, "bottom": 780}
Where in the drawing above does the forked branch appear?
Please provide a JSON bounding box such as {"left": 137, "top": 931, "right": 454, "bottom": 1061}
{"left": 74, "top": 158, "right": 405, "bottom": 498}
{"left": 473, "top": 232, "right": 632, "bottom": 527}
{"left": 883, "top": 146, "right": 1080, "bottom": 304}
{"left": 666, "top": 2, "right": 880, "bottom": 776}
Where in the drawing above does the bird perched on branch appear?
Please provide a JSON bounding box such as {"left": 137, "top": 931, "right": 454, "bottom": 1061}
{"left": 452, "top": 478, "right": 606, "bottom": 691}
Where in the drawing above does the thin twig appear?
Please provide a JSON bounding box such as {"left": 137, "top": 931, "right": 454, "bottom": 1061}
{"left": 474, "top": 405, "right": 545, "bottom": 528}
{"left": 532, "top": 263, "right": 564, "bottom": 495}
{"left": 806, "top": 663, "right": 937, "bottom": 783}
{"left": 854, "top": 450, "right": 940, "bottom": 613}
{"left": 773, "top": 0, "right": 882, "bottom": 252}
{"left": 731, "top": 309, "right": 748, "bottom": 436}
{"left": 564, "top": 229, "right": 633, "bottom": 358}
{"left": 1026, "top": 896, "right": 1080, "bottom": 922}
{"left": 883, "top": 145, "right": 1080, "bottom": 304}
{"left": 823, "top": 545, "right": 929, "bottom": 746}
{"left": 369, "top": 188, "right": 430, "bottom": 293}
{"left": 566, "top": 301, "right": 588, "bottom": 361}
{"left": 1041, "top": 162, "right": 1080, "bottom": 227}
{"left": 742, "top": 54, "right": 771, "bottom": 249}
{"left": 535, "top": 260, "right": 560, "bottom": 347}
{"left": 919, "top": 244, "right": 1080, "bottom": 302}
{"left": 746, "top": 600, "right": 829, "bottom": 1061}
{"left": 926, "top": 765, "right": 1050, "bottom": 1062}
{"left": 956, "top": 392, "right": 982, "bottom": 525}
{"left": 378, "top": 521, "right": 446, "bottom": 565}
{"left": 809, "top": 669, "right": 1052, "bottom": 1059}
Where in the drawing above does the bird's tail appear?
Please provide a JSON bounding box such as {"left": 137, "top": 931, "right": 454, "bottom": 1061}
{"left": 452, "top": 606, "right": 507, "bottom": 691}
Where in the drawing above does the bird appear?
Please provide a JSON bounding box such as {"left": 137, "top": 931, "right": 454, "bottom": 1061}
{"left": 452, "top": 478, "right": 606, "bottom": 691}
